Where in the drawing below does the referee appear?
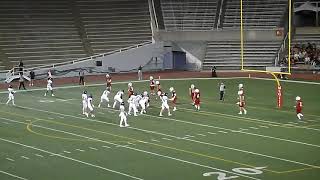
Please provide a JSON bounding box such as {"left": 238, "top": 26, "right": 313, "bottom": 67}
{"left": 219, "top": 82, "right": 226, "bottom": 101}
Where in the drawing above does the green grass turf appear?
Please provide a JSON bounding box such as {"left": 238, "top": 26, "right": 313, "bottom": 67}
{"left": 0, "top": 77, "right": 320, "bottom": 180}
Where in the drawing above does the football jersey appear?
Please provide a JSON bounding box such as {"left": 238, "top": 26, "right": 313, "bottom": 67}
{"left": 82, "top": 94, "right": 88, "bottom": 101}
{"left": 296, "top": 100, "right": 303, "bottom": 109}
{"left": 8, "top": 88, "right": 14, "bottom": 94}
{"left": 87, "top": 97, "right": 93, "bottom": 106}
{"left": 150, "top": 80, "right": 155, "bottom": 86}
{"left": 161, "top": 95, "right": 168, "bottom": 104}
{"left": 120, "top": 105, "right": 125, "bottom": 113}
{"left": 102, "top": 90, "right": 110, "bottom": 97}
{"left": 47, "top": 79, "right": 53, "bottom": 87}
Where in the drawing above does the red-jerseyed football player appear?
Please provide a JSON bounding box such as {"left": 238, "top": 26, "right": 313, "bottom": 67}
{"left": 194, "top": 88, "right": 200, "bottom": 111}
{"left": 106, "top": 74, "right": 112, "bottom": 91}
{"left": 149, "top": 76, "right": 155, "bottom": 95}
{"left": 189, "top": 84, "right": 196, "bottom": 105}
{"left": 237, "top": 89, "right": 247, "bottom": 115}
{"left": 127, "top": 82, "right": 134, "bottom": 98}
{"left": 169, "top": 87, "right": 177, "bottom": 111}
{"left": 294, "top": 96, "right": 304, "bottom": 120}
{"left": 156, "top": 80, "right": 162, "bottom": 97}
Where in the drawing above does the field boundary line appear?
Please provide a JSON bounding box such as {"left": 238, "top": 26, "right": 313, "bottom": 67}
{"left": 0, "top": 117, "right": 260, "bottom": 180}
{"left": 0, "top": 137, "right": 144, "bottom": 180}
{"left": 0, "top": 170, "right": 28, "bottom": 180}
{"left": 0, "top": 77, "right": 245, "bottom": 94}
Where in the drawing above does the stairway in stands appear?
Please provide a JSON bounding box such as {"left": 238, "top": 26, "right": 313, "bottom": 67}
{"left": 203, "top": 41, "right": 280, "bottom": 70}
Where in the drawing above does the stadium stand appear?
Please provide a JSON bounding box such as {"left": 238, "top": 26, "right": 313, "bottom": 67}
{"left": 0, "top": 0, "right": 87, "bottom": 69}
{"left": 203, "top": 41, "right": 280, "bottom": 70}
{"left": 223, "top": 0, "right": 287, "bottom": 29}
{"left": 76, "top": 0, "right": 152, "bottom": 55}
{"left": 160, "top": 0, "right": 218, "bottom": 31}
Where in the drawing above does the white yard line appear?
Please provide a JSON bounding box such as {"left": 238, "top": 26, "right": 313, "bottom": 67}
{"left": 0, "top": 121, "right": 10, "bottom": 124}
{"left": 3, "top": 117, "right": 319, "bottom": 171}
{"left": 102, "top": 145, "right": 111, "bottom": 149}
{"left": 5, "top": 158, "right": 15, "bottom": 162}
{"left": 0, "top": 170, "right": 28, "bottom": 180}
{"left": 0, "top": 120, "right": 260, "bottom": 180}
{"left": 89, "top": 147, "right": 98, "bottom": 150}
{"left": 207, "top": 132, "right": 217, "bottom": 135}
{"left": 0, "top": 137, "right": 144, "bottom": 180}
{"left": 63, "top": 151, "right": 71, "bottom": 154}
{"left": 197, "top": 134, "right": 206, "bottom": 136}
{"left": 3, "top": 103, "right": 320, "bottom": 151}
{"left": 34, "top": 154, "right": 44, "bottom": 158}
{"left": 75, "top": 149, "right": 85, "bottom": 152}
{"left": 20, "top": 156, "right": 30, "bottom": 160}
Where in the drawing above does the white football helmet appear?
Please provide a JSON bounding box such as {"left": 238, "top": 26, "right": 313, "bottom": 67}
{"left": 149, "top": 76, "right": 153, "bottom": 80}
{"left": 157, "top": 90, "right": 162, "bottom": 96}
{"left": 143, "top": 91, "right": 148, "bottom": 96}
{"left": 106, "top": 74, "right": 110, "bottom": 78}
{"left": 191, "top": 84, "right": 195, "bottom": 89}
{"left": 195, "top": 89, "right": 199, "bottom": 93}
{"left": 296, "top": 96, "right": 301, "bottom": 101}
{"left": 128, "top": 82, "right": 132, "bottom": 87}
{"left": 169, "top": 87, "right": 174, "bottom": 92}
{"left": 239, "top": 83, "right": 243, "bottom": 89}
{"left": 156, "top": 81, "right": 160, "bottom": 85}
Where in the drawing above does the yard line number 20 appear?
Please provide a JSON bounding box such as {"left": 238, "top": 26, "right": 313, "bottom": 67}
{"left": 203, "top": 167, "right": 265, "bottom": 180}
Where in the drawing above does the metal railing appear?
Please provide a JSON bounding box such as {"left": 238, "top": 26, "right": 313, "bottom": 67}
{"left": 274, "top": 32, "right": 289, "bottom": 66}
{"left": 0, "top": 41, "right": 152, "bottom": 73}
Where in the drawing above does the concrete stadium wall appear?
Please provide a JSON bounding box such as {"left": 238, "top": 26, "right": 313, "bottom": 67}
{"left": 157, "top": 30, "right": 283, "bottom": 41}
{"left": 0, "top": 43, "right": 165, "bottom": 81}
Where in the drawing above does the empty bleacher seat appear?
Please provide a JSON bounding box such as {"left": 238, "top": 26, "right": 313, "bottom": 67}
{"left": 76, "top": 0, "right": 152, "bottom": 55}
{"left": 203, "top": 41, "right": 281, "bottom": 70}
{"left": 161, "top": 0, "right": 218, "bottom": 31}
{"left": 223, "top": 0, "right": 287, "bottom": 29}
{"left": 0, "top": 0, "right": 87, "bottom": 69}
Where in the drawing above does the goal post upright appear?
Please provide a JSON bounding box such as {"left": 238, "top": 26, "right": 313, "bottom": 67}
{"left": 239, "top": 0, "right": 292, "bottom": 108}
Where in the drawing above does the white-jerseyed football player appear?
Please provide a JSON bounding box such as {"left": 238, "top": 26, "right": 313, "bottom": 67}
{"left": 134, "top": 93, "right": 142, "bottom": 109}
{"left": 112, "top": 90, "right": 124, "bottom": 109}
{"left": 139, "top": 94, "right": 149, "bottom": 114}
{"left": 6, "top": 85, "right": 15, "bottom": 105}
{"left": 127, "top": 93, "right": 138, "bottom": 116}
{"left": 98, "top": 87, "right": 111, "bottom": 108}
{"left": 44, "top": 78, "right": 54, "bottom": 96}
{"left": 119, "top": 102, "right": 129, "bottom": 127}
{"left": 82, "top": 90, "right": 88, "bottom": 116}
{"left": 159, "top": 93, "right": 172, "bottom": 116}
{"left": 87, "top": 94, "right": 95, "bottom": 117}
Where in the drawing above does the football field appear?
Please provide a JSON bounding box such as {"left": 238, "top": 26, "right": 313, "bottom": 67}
{"left": 0, "top": 77, "right": 320, "bottom": 180}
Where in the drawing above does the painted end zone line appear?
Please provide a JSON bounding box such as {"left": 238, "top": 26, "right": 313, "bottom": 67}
{"left": 0, "top": 138, "right": 144, "bottom": 180}
{"left": 0, "top": 170, "right": 28, "bottom": 180}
